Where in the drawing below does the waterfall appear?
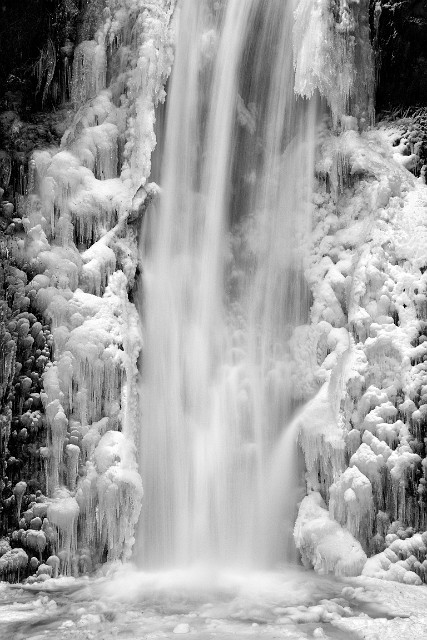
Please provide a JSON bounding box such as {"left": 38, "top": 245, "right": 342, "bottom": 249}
{"left": 138, "top": 0, "right": 317, "bottom": 570}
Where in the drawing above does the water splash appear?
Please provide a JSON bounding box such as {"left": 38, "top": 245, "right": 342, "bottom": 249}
{"left": 138, "top": 0, "right": 317, "bottom": 569}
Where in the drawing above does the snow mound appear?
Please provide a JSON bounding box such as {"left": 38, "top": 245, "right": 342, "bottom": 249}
{"left": 294, "top": 492, "right": 367, "bottom": 577}
{"left": 362, "top": 550, "right": 422, "bottom": 585}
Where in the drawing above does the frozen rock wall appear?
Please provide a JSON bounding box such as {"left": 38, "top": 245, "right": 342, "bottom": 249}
{"left": 0, "top": 0, "right": 175, "bottom": 581}
{"left": 373, "top": 0, "right": 427, "bottom": 111}
{"left": 293, "top": 113, "right": 427, "bottom": 585}
{"left": 294, "top": 0, "right": 374, "bottom": 127}
{"left": 288, "top": 0, "right": 427, "bottom": 586}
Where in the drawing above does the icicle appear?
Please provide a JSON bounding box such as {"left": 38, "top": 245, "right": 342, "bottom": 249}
{"left": 13, "top": 481, "right": 27, "bottom": 521}
{"left": 329, "top": 466, "right": 374, "bottom": 549}
{"left": 72, "top": 39, "right": 107, "bottom": 108}
{"left": 47, "top": 488, "right": 80, "bottom": 575}
{"left": 293, "top": 0, "right": 374, "bottom": 127}
{"left": 75, "top": 462, "right": 98, "bottom": 552}
{"left": 94, "top": 430, "right": 143, "bottom": 561}
{"left": 65, "top": 444, "right": 80, "bottom": 491}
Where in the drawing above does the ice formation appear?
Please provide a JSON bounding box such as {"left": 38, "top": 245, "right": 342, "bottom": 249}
{"left": 293, "top": 0, "right": 374, "bottom": 126}
{"left": 292, "top": 117, "right": 427, "bottom": 583}
{"left": 294, "top": 492, "right": 367, "bottom": 576}
{"left": 0, "top": 0, "right": 175, "bottom": 579}
{"left": 31, "top": 0, "right": 177, "bottom": 568}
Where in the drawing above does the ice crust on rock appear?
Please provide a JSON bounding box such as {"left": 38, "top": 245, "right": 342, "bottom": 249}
{"left": 93, "top": 430, "right": 143, "bottom": 561}
{"left": 13, "top": 0, "right": 176, "bottom": 573}
{"left": 362, "top": 530, "right": 427, "bottom": 585}
{"left": 46, "top": 488, "right": 79, "bottom": 572}
{"left": 294, "top": 492, "right": 367, "bottom": 576}
{"left": 329, "top": 466, "right": 373, "bottom": 549}
{"left": 295, "top": 111, "right": 427, "bottom": 582}
{"left": 0, "top": 548, "right": 28, "bottom": 580}
{"left": 293, "top": 0, "right": 374, "bottom": 126}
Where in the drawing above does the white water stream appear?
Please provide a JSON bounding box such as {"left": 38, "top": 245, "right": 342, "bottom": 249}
{"left": 138, "top": 0, "right": 317, "bottom": 570}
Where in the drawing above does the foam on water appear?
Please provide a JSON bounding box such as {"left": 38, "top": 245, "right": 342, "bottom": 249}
{"left": 1, "top": 566, "right": 409, "bottom": 640}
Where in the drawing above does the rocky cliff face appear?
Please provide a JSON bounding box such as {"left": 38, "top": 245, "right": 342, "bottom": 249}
{"left": 0, "top": 0, "right": 77, "bottom": 581}
{"left": 0, "top": 0, "right": 175, "bottom": 582}
{"left": 373, "top": 0, "right": 427, "bottom": 112}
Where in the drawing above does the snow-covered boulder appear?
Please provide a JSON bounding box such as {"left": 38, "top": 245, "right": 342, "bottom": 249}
{"left": 294, "top": 492, "right": 367, "bottom": 577}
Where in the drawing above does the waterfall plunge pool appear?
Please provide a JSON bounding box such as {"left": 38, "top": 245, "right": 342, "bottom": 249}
{"left": 1, "top": 565, "right": 424, "bottom": 640}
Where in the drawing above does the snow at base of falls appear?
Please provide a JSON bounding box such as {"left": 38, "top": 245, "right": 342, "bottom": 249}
{"left": 1, "top": 567, "right": 427, "bottom": 640}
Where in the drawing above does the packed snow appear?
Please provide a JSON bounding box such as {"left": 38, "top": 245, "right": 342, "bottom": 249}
{"left": 1, "top": 566, "right": 427, "bottom": 639}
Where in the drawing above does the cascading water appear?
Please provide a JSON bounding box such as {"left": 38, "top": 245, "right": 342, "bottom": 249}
{"left": 139, "top": 0, "right": 317, "bottom": 570}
